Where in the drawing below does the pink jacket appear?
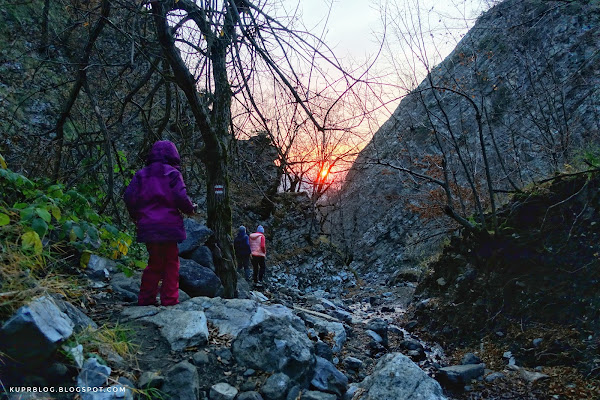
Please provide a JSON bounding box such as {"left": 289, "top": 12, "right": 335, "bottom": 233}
{"left": 249, "top": 232, "right": 266, "bottom": 257}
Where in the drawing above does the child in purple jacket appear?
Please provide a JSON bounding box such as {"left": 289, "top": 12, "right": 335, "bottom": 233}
{"left": 124, "top": 141, "right": 195, "bottom": 306}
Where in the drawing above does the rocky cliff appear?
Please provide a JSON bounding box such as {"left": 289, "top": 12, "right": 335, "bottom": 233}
{"left": 335, "top": 0, "right": 600, "bottom": 275}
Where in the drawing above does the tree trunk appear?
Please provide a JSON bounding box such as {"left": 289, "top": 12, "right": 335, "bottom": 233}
{"left": 151, "top": 1, "right": 237, "bottom": 297}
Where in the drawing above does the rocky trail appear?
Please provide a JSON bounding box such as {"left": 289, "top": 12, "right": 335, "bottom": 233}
{"left": 2, "top": 218, "right": 587, "bottom": 400}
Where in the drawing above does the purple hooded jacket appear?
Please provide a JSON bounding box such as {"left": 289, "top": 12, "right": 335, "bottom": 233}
{"left": 124, "top": 141, "right": 194, "bottom": 243}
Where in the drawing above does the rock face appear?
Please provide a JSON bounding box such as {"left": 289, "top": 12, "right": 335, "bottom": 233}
{"left": 178, "top": 258, "right": 223, "bottom": 298}
{"left": 0, "top": 296, "right": 74, "bottom": 364}
{"left": 354, "top": 353, "right": 446, "bottom": 400}
{"left": 335, "top": 0, "right": 600, "bottom": 275}
{"left": 232, "top": 315, "right": 316, "bottom": 383}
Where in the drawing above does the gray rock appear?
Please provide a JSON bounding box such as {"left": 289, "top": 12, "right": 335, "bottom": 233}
{"left": 461, "top": 353, "right": 482, "bottom": 365}
{"left": 355, "top": 353, "right": 446, "bottom": 400}
{"left": 179, "top": 258, "right": 224, "bottom": 298}
{"left": 238, "top": 392, "right": 264, "bottom": 400}
{"left": 314, "top": 341, "right": 333, "bottom": 361}
{"left": 343, "top": 384, "right": 360, "bottom": 400}
{"left": 484, "top": 372, "right": 505, "bottom": 382}
{"left": 285, "top": 386, "right": 301, "bottom": 400}
{"left": 78, "top": 357, "right": 111, "bottom": 388}
{"left": 138, "top": 371, "right": 165, "bottom": 389}
{"left": 54, "top": 298, "right": 97, "bottom": 333}
{"left": 162, "top": 361, "right": 200, "bottom": 400}
{"left": 300, "top": 313, "right": 347, "bottom": 352}
{"left": 86, "top": 255, "right": 117, "bottom": 279}
{"left": 518, "top": 368, "right": 550, "bottom": 383}
{"left": 366, "top": 330, "right": 383, "bottom": 344}
{"left": 179, "top": 219, "right": 213, "bottom": 256}
{"left": 437, "top": 364, "right": 485, "bottom": 385}
{"left": 232, "top": 315, "right": 316, "bottom": 383}
{"left": 532, "top": 338, "right": 543, "bottom": 347}
{"left": 261, "top": 373, "right": 291, "bottom": 400}
{"left": 300, "top": 391, "right": 337, "bottom": 400}
{"left": 131, "top": 308, "right": 208, "bottom": 351}
{"left": 110, "top": 272, "right": 140, "bottom": 302}
{"left": 310, "top": 356, "right": 348, "bottom": 397}
{"left": 365, "top": 318, "right": 388, "bottom": 346}
{"left": 343, "top": 357, "right": 363, "bottom": 371}
{"left": 215, "top": 347, "right": 233, "bottom": 363}
{"left": 193, "top": 351, "right": 210, "bottom": 366}
{"left": 0, "top": 296, "right": 74, "bottom": 364}
{"left": 210, "top": 382, "right": 238, "bottom": 400}
{"left": 190, "top": 245, "right": 215, "bottom": 270}
{"left": 330, "top": 309, "right": 353, "bottom": 323}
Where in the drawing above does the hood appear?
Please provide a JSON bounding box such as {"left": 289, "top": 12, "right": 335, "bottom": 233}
{"left": 146, "top": 140, "right": 181, "bottom": 167}
{"left": 236, "top": 226, "right": 247, "bottom": 236}
{"left": 249, "top": 232, "right": 263, "bottom": 239}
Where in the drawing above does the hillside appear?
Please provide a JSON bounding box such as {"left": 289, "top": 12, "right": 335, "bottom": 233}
{"left": 335, "top": 0, "right": 600, "bottom": 275}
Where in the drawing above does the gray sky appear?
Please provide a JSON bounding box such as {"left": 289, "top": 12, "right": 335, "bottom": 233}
{"left": 279, "top": 0, "right": 490, "bottom": 132}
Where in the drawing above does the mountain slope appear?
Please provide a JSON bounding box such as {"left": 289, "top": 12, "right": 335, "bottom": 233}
{"left": 334, "top": 0, "right": 600, "bottom": 273}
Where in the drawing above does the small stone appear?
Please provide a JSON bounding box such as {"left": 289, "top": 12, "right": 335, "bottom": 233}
{"left": 193, "top": 351, "right": 210, "bottom": 365}
{"left": 344, "top": 356, "right": 364, "bottom": 370}
{"left": 261, "top": 372, "right": 291, "bottom": 400}
{"left": 243, "top": 368, "right": 256, "bottom": 377}
{"left": 210, "top": 382, "right": 238, "bottom": 400}
{"left": 436, "top": 278, "right": 447, "bottom": 286}
{"left": 484, "top": 372, "right": 505, "bottom": 382}
{"left": 532, "top": 338, "right": 543, "bottom": 347}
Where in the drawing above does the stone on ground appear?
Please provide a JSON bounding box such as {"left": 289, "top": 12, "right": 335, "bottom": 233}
{"left": 355, "top": 353, "right": 446, "bottom": 400}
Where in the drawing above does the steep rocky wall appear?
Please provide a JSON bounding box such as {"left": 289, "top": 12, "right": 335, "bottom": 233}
{"left": 335, "top": 0, "right": 600, "bottom": 274}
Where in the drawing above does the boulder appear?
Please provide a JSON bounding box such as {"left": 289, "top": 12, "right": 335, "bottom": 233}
{"left": 0, "top": 296, "right": 74, "bottom": 364}
{"left": 120, "top": 306, "right": 208, "bottom": 351}
{"left": 355, "top": 353, "right": 446, "bottom": 400}
{"left": 310, "top": 356, "right": 348, "bottom": 397}
{"left": 189, "top": 245, "right": 215, "bottom": 270}
{"left": 210, "top": 382, "right": 238, "bottom": 400}
{"left": 232, "top": 315, "right": 316, "bottom": 383}
{"left": 261, "top": 372, "right": 291, "bottom": 400}
{"left": 161, "top": 361, "right": 200, "bottom": 400}
{"left": 179, "top": 258, "right": 223, "bottom": 298}
{"left": 178, "top": 219, "right": 213, "bottom": 256}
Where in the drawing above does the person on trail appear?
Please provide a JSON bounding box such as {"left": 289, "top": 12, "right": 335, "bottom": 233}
{"left": 249, "top": 225, "right": 267, "bottom": 284}
{"left": 123, "top": 140, "right": 196, "bottom": 307}
{"left": 233, "top": 226, "right": 251, "bottom": 280}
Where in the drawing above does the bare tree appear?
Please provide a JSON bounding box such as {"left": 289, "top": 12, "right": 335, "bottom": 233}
{"left": 148, "top": 0, "right": 373, "bottom": 296}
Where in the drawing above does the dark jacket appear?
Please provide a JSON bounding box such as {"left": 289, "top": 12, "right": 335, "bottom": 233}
{"left": 233, "top": 228, "right": 251, "bottom": 257}
{"left": 124, "top": 141, "right": 194, "bottom": 243}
